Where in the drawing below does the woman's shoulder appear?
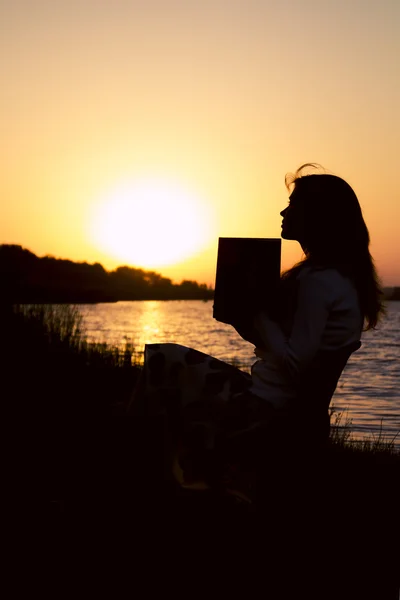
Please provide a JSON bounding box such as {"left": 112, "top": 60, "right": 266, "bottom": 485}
{"left": 297, "top": 265, "right": 357, "bottom": 298}
{"left": 281, "top": 263, "right": 355, "bottom": 298}
{"left": 297, "top": 264, "right": 348, "bottom": 282}
{"left": 281, "top": 263, "right": 337, "bottom": 293}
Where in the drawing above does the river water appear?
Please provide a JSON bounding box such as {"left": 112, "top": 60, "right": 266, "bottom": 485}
{"left": 79, "top": 300, "right": 400, "bottom": 444}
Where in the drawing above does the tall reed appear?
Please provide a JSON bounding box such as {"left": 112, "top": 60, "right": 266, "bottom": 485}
{"left": 11, "top": 303, "right": 141, "bottom": 368}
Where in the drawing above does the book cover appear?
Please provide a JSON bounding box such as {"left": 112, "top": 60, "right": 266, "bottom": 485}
{"left": 213, "top": 238, "right": 281, "bottom": 342}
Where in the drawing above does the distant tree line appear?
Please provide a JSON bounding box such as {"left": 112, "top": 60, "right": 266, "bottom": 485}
{"left": 0, "top": 245, "right": 214, "bottom": 303}
{"left": 384, "top": 287, "right": 400, "bottom": 301}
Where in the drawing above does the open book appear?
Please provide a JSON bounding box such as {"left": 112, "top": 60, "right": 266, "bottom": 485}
{"left": 213, "top": 237, "right": 281, "bottom": 345}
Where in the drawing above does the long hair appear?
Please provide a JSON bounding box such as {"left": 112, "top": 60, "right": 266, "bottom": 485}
{"left": 282, "top": 164, "right": 385, "bottom": 330}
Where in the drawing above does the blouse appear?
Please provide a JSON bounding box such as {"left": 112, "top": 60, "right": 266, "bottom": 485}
{"left": 249, "top": 266, "right": 363, "bottom": 408}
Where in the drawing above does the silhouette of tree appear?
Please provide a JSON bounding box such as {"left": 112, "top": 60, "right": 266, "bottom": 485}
{"left": 1, "top": 244, "right": 214, "bottom": 302}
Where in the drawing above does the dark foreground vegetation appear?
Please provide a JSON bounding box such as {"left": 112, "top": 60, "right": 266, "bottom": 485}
{"left": 4, "top": 303, "right": 399, "bottom": 598}
{"left": 1, "top": 244, "right": 213, "bottom": 302}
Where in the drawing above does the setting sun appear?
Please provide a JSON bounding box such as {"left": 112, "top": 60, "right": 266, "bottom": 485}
{"left": 88, "top": 178, "right": 215, "bottom": 269}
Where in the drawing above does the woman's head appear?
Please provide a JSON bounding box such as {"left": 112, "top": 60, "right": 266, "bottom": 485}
{"left": 282, "top": 164, "right": 369, "bottom": 263}
{"left": 282, "top": 163, "right": 385, "bottom": 329}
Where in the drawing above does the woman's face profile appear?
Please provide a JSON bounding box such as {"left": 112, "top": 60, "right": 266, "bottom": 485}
{"left": 280, "top": 188, "right": 306, "bottom": 243}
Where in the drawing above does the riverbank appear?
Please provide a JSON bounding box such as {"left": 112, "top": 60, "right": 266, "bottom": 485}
{"left": 5, "top": 302, "right": 398, "bottom": 440}
{"left": 5, "top": 303, "right": 397, "bottom": 596}
{"left": 6, "top": 301, "right": 398, "bottom": 484}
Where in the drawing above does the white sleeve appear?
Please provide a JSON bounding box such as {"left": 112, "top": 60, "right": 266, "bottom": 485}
{"left": 253, "top": 270, "right": 334, "bottom": 380}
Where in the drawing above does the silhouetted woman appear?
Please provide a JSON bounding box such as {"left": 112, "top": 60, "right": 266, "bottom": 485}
{"left": 248, "top": 164, "right": 384, "bottom": 415}
{"left": 128, "top": 164, "right": 385, "bottom": 494}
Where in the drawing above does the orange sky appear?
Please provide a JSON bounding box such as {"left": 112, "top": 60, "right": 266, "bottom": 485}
{"left": 1, "top": 0, "right": 399, "bottom": 286}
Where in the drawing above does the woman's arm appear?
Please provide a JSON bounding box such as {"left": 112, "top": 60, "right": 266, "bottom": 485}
{"left": 253, "top": 270, "right": 333, "bottom": 379}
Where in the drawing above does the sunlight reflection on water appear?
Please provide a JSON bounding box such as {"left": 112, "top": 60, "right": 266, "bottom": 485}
{"left": 79, "top": 300, "right": 400, "bottom": 444}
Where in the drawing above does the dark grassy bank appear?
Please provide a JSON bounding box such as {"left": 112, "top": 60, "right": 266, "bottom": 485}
{"left": 2, "top": 303, "right": 141, "bottom": 415}
{"left": 4, "top": 303, "right": 399, "bottom": 598}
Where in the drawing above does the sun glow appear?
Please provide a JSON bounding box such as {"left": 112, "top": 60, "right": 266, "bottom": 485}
{"left": 89, "top": 178, "right": 215, "bottom": 268}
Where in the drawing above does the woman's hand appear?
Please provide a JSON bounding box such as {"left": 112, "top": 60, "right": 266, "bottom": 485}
{"left": 252, "top": 310, "right": 282, "bottom": 353}
{"left": 231, "top": 315, "right": 266, "bottom": 348}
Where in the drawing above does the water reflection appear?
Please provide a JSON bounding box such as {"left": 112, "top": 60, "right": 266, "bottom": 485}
{"left": 137, "top": 301, "right": 161, "bottom": 348}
